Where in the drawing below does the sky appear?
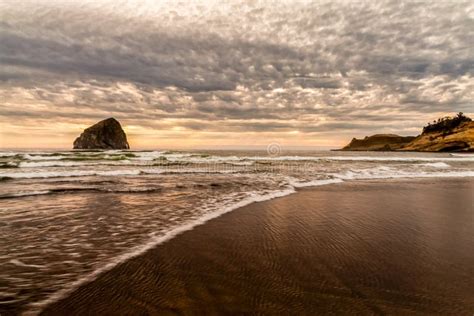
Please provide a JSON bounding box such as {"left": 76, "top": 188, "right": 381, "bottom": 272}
{"left": 0, "top": 0, "right": 473, "bottom": 149}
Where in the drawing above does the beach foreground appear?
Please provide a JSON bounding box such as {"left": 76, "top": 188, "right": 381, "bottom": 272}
{"left": 41, "top": 178, "right": 473, "bottom": 315}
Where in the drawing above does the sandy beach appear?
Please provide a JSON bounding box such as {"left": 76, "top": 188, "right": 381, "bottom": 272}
{"left": 38, "top": 178, "right": 474, "bottom": 315}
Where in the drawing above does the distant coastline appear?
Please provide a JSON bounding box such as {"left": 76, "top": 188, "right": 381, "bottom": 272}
{"left": 337, "top": 113, "right": 473, "bottom": 152}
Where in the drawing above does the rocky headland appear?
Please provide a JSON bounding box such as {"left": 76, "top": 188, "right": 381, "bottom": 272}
{"left": 73, "top": 118, "right": 130, "bottom": 150}
{"left": 340, "top": 113, "right": 473, "bottom": 152}
{"left": 341, "top": 134, "right": 416, "bottom": 151}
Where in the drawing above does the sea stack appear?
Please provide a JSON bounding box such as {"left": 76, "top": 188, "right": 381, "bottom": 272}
{"left": 73, "top": 118, "right": 130, "bottom": 149}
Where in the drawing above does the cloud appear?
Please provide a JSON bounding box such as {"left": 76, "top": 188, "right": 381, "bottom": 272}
{"left": 0, "top": 0, "right": 473, "bottom": 147}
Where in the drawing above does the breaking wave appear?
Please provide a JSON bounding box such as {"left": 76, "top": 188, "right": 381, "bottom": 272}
{"left": 1, "top": 149, "right": 473, "bottom": 315}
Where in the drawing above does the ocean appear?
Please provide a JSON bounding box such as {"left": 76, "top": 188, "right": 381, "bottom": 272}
{"left": 1, "top": 149, "right": 473, "bottom": 314}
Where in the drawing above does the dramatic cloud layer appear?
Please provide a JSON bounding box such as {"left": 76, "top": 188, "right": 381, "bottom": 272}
{"left": 0, "top": 0, "right": 473, "bottom": 148}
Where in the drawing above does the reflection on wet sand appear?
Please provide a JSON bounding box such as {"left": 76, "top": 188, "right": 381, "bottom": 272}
{"left": 42, "top": 178, "right": 474, "bottom": 315}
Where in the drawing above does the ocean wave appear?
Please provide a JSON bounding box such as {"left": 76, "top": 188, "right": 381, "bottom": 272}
{"left": 137, "top": 154, "right": 474, "bottom": 163}
{"left": 2, "top": 163, "right": 473, "bottom": 181}
{"left": 0, "top": 187, "right": 164, "bottom": 200}
{"left": 18, "top": 160, "right": 136, "bottom": 168}
{"left": 335, "top": 169, "right": 474, "bottom": 180}
{"left": 0, "top": 190, "right": 52, "bottom": 199}
{"left": 250, "top": 155, "right": 474, "bottom": 162}
{"left": 17, "top": 152, "right": 137, "bottom": 162}
{"left": 3, "top": 151, "right": 474, "bottom": 170}
{"left": 22, "top": 154, "right": 65, "bottom": 161}
{"left": 19, "top": 161, "right": 100, "bottom": 168}
{"left": 0, "top": 162, "right": 19, "bottom": 169}
{"left": 421, "top": 162, "right": 450, "bottom": 168}
{"left": 157, "top": 154, "right": 474, "bottom": 163}
{"left": 287, "top": 178, "right": 344, "bottom": 188}
{"left": 9, "top": 259, "right": 46, "bottom": 269}
{"left": 0, "top": 170, "right": 142, "bottom": 179}
{"left": 0, "top": 152, "right": 21, "bottom": 158}
{"left": 16, "top": 160, "right": 252, "bottom": 169}
{"left": 0, "top": 167, "right": 258, "bottom": 179}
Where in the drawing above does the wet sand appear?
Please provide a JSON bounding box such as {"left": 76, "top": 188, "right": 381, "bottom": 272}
{"left": 41, "top": 178, "right": 474, "bottom": 315}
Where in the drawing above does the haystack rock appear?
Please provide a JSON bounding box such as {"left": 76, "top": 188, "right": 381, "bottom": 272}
{"left": 73, "top": 118, "right": 130, "bottom": 149}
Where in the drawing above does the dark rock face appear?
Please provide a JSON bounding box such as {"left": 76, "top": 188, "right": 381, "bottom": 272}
{"left": 339, "top": 114, "right": 474, "bottom": 152}
{"left": 73, "top": 118, "right": 130, "bottom": 149}
{"left": 402, "top": 121, "right": 474, "bottom": 152}
{"left": 341, "top": 134, "right": 416, "bottom": 151}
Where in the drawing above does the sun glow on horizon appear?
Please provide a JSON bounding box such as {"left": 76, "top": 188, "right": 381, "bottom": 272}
{"left": 0, "top": 1, "right": 472, "bottom": 148}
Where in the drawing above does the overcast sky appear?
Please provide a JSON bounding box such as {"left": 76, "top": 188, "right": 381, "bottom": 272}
{"left": 0, "top": 0, "right": 473, "bottom": 149}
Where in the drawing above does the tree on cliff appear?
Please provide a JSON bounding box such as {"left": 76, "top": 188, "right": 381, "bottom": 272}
{"left": 422, "top": 112, "right": 471, "bottom": 134}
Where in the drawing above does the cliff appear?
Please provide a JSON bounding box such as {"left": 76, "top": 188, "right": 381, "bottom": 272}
{"left": 339, "top": 113, "right": 473, "bottom": 152}
{"left": 341, "top": 134, "right": 416, "bottom": 151}
{"left": 73, "top": 118, "right": 130, "bottom": 150}
{"left": 401, "top": 121, "right": 474, "bottom": 152}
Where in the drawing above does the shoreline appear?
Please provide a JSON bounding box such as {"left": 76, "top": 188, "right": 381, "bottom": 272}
{"left": 25, "top": 187, "right": 299, "bottom": 315}
{"left": 34, "top": 176, "right": 474, "bottom": 315}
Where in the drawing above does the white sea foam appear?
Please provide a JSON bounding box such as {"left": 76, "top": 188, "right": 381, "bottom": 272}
{"left": 133, "top": 151, "right": 190, "bottom": 161}
{"left": 287, "top": 178, "right": 344, "bottom": 188}
{"left": 19, "top": 161, "right": 99, "bottom": 168}
{"left": 22, "top": 154, "right": 65, "bottom": 161}
{"left": 450, "top": 153, "right": 474, "bottom": 157}
{"left": 167, "top": 154, "right": 474, "bottom": 163}
{"left": 0, "top": 187, "right": 166, "bottom": 199}
{"left": 421, "top": 162, "right": 450, "bottom": 168}
{"left": 0, "top": 169, "right": 142, "bottom": 179}
{"left": 0, "top": 191, "right": 52, "bottom": 199}
{"left": 23, "top": 160, "right": 125, "bottom": 168}
{"left": 251, "top": 155, "right": 474, "bottom": 162}
{"left": 5, "top": 151, "right": 474, "bottom": 170}
{"left": 0, "top": 168, "right": 258, "bottom": 179}
{"left": 335, "top": 169, "right": 474, "bottom": 180}
{"left": 321, "top": 156, "right": 474, "bottom": 162}
{"left": 0, "top": 152, "right": 21, "bottom": 157}
{"left": 10, "top": 259, "right": 45, "bottom": 269}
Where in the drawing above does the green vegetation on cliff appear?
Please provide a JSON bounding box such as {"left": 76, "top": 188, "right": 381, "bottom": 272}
{"left": 340, "top": 113, "right": 474, "bottom": 152}
{"left": 422, "top": 112, "right": 471, "bottom": 135}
